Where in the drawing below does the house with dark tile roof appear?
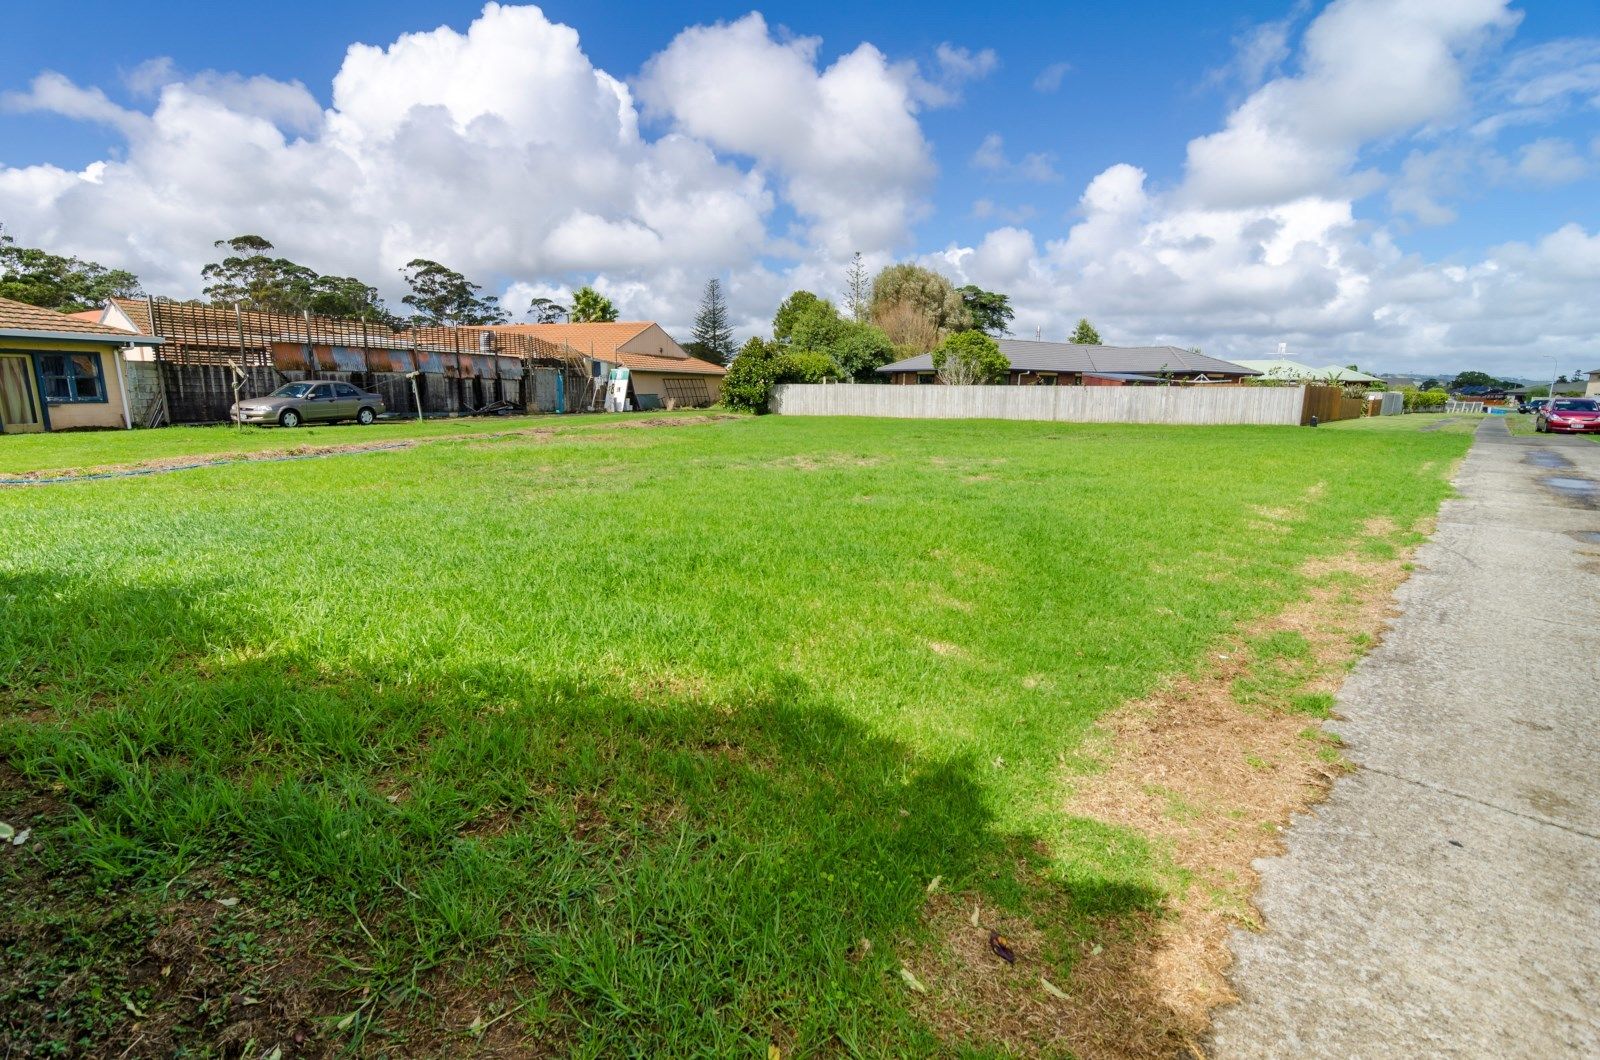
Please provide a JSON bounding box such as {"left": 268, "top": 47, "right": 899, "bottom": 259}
{"left": 877, "top": 338, "right": 1258, "bottom": 386}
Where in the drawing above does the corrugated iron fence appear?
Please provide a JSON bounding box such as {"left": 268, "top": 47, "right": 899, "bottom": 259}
{"left": 142, "top": 301, "right": 588, "bottom": 423}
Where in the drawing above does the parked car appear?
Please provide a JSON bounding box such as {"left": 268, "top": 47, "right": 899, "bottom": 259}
{"left": 231, "top": 381, "right": 386, "bottom": 427}
{"left": 1518, "top": 398, "right": 1549, "bottom": 414}
{"left": 1536, "top": 398, "right": 1600, "bottom": 434}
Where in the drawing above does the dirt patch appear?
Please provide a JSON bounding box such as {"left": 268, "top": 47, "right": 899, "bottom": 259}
{"left": 1064, "top": 535, "right": 1412, "bottom": 1053}
{"left": 612, "top": 414, "right": 739, "bottom": 430}
{"left": 905, "top": 521, "right": 1423, "bottom": 1057}
{"left": 770, "top": 453, "right": 885, "bottom": 471}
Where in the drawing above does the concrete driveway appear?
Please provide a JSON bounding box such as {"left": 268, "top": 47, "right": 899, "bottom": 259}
{"left": 1211, "top": 417, "right": 1600, "bottom": 1058}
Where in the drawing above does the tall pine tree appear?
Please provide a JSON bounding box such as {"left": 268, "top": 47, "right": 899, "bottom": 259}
{"left": 691, "top": 277, "right": 734, "bottom": 365}
{"left": 844, "top": 252, "right": 869, "bottom": 322}
{"left": 1070, "top": 318, "right": 1102, "bottom": 345}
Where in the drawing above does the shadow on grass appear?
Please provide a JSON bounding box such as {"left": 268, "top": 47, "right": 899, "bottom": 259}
{"left": 0, "top": 574, "right": 1165, "bottom": 1054}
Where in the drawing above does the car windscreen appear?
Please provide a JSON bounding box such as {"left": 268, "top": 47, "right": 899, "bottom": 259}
{"left": 1551, "top": 400, "right": 1597, "bottom": 412}
{"left": 270, "top": 383, "right": 315, "bottom": 398}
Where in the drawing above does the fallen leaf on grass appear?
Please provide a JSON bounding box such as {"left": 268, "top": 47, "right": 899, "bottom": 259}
{"left": 216, "top": 897, "right": 240, "bottom": 908}
{"left": 969, "top": 903, "right": 980, "bottom": 927}
{"left": 335, "top": 1011, "right": 359, "bottom": 1032}
{"left": 768, "top": 1046, "right": 781, "bottom": 1060}
{"left": 261, "top": 1047, "right": 283, "bottom": 1060}
{"left": 9, "top": 828, "right": 28, "bottom": 846}
{"left": 925, "top": 875, "right": 942, "bottom": 894}
{"left": 899, "top": 967, "right": 929, "bottom": 994}
{"left": 467, "top": 1016, "right": 487, "bottom": 1038}
{"left": 123, "top": 998, "right": 147, "bottom": 1018}
{"left": 988, "top": 931, "right": 1016, "bottom": 964}
{"left": 1040, "top": 976, "right": 1069, "bottom": 1000}
{"left": 0, "top": 822, "right": 12, "bottom": 841}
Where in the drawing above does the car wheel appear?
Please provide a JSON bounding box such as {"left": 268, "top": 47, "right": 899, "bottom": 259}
{"left": 357, "top": 406, "right": 376, "bottom": 425}
{"left": 279, "top": 409, "right": 302, "bottom": 428}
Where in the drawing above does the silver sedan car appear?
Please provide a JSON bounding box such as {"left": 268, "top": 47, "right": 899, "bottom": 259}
{"left": 231, "top": 381, "right": 387, "bottom": 427}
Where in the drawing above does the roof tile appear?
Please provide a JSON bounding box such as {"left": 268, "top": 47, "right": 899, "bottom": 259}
{"left": 0, "top": 296, "right": 145, "bottom": 338}
{"left": 879, "top": 340, "right": 1256, "bottom": 378}
{"left": 491, "top": 322, "right": 726, "bottom": 375}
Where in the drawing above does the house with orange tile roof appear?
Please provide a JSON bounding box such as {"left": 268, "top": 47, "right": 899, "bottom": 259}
{"left": 487, "top": 321, "right": 725, "bottom": 409}
{"left": 0, "top": 296, "right": 162, "bottom": 433}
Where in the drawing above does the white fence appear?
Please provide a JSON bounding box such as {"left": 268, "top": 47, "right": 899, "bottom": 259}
{"left": 1444, "top": 400, "right": 1487, "bottom": 414}
{"left": 770, "top": 383, "right": 1306, "bottom": 426}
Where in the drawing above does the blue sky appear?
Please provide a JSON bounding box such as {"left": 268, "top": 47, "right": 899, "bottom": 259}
{"left": 3, "top": 1, "right": 1599, "bottom": 373}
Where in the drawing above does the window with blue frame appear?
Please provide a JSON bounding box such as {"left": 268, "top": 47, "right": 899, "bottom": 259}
{"left": 39, "top": 353, "right": 105, "bottom": 403}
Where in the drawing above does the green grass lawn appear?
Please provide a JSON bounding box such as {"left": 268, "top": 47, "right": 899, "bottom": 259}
{"left": 0, "top": 410, "right": 720, "bottom": 477}
{"left": 1320, "top": 412, "right": 1481, "bottom": 435}
{"left": 0, "top": 415, "right": 1470, "bottom": 1054}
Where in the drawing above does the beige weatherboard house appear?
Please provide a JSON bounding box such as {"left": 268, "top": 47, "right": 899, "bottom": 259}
{"left": 0, "top": 296, "right": 162, "bottom": 433}
{"left": 487, "top": 321, "right": 725, "bottom": 409}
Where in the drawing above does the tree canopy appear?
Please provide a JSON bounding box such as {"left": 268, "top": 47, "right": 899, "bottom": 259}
{"left": 400, "top": 258, "right": 509, "bottom": 326}
{"left": 305, "top": 275, "right": 392, "bottom": 321}
{"left": 771, "top": 290, "right": 895, "bottom": 381}
{"left": 773, "top": 290, "right": 830, "bottom": 344}
{"left": 1449, "top": 370, "right": 1513, "bottom": 390}
{"left": 869, "top": 263, "right": 970, "bottom": 353}
{"left": 201, "top": 235, "right": 395, "bottom": 321}
{"left": 524, "top": 297, "right": 567, "bottom": 323}
{"left": 958, "top": 285, "right": 1014, "bottom": 336}
{"left": 1070, "top": 318, "right": 1102, "bottom": 345}
{"left": 202, "top": 236, "right": 318, "bottom": 313}
{"left": 690, "top": 278, "right": 735, "bottom": 365}
{"left": 570, "top": 285, "right": 618, "bottom": 323}
{"left": 932, "top": 330, "right": 1008, "bottom": 384}
{"left": 0, "top": 225, "right": 143, "bottom": 312}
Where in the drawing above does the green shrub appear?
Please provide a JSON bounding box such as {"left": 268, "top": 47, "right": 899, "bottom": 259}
{"left": 721, "top": 341, "right": 843, "bottom": 412}
{"left": 721, "top": 338, "right": 785, "bottom": 413}
{"left": 777, "top": 351, "right": 839, "bottom": 384}
{"left": 931, "top": 330, "right": 1008, "bottom": 384}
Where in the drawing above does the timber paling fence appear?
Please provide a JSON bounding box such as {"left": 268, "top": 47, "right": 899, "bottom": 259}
{"left": 770, "top": 383, "right": 1309, "bottom": 426}
{"left": 126, "top": 299, "right": 589, "bottom": 424}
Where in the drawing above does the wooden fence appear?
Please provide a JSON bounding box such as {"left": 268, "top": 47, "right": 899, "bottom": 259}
{"left": 1300, "top": 385, "right": 1366, "bottom": 425}
{"left": 769, "top": 383, "right": 1307, "bottom": 426}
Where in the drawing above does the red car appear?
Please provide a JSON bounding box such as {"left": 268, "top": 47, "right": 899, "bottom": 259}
{"left": 1536, "top": 398, "right": 1600, "bottom": 434}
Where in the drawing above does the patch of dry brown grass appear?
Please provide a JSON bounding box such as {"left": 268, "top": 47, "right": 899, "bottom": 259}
{"left": 901, "top": 519, "right": 1424, "bottom": 1057}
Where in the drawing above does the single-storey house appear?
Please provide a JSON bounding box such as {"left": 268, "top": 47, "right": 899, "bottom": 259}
{"left": 0, "top": 296, "right": 162, "bottom": 433}
{"left": 1587, "top": 370, "right": 1600, "bottom": 398}
{"left": 1230, "top": 358, "right": 1385, "bottom": 385}
{"left": 1507, "top": 381, "right": 1587, "bottom": 400}
{"left": 487, "top": 321, "right": 725, "bottom": 408}
{"left": 878, "top": 339, "right": 1258, "bottom": 386}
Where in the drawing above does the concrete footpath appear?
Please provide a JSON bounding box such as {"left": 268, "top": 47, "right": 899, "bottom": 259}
{"left": 1211, "top": 417, "right": 1600, "bottom": 1058}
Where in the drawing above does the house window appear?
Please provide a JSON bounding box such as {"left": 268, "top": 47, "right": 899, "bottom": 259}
{"left": 917, "top": 372, "right": 936, "bottom": 385}
{"left": 1039, "top": 374, "right": 1058, "bottom": 386}
{"left": 39, "top": 353, "right": 106, "bottom": 403}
